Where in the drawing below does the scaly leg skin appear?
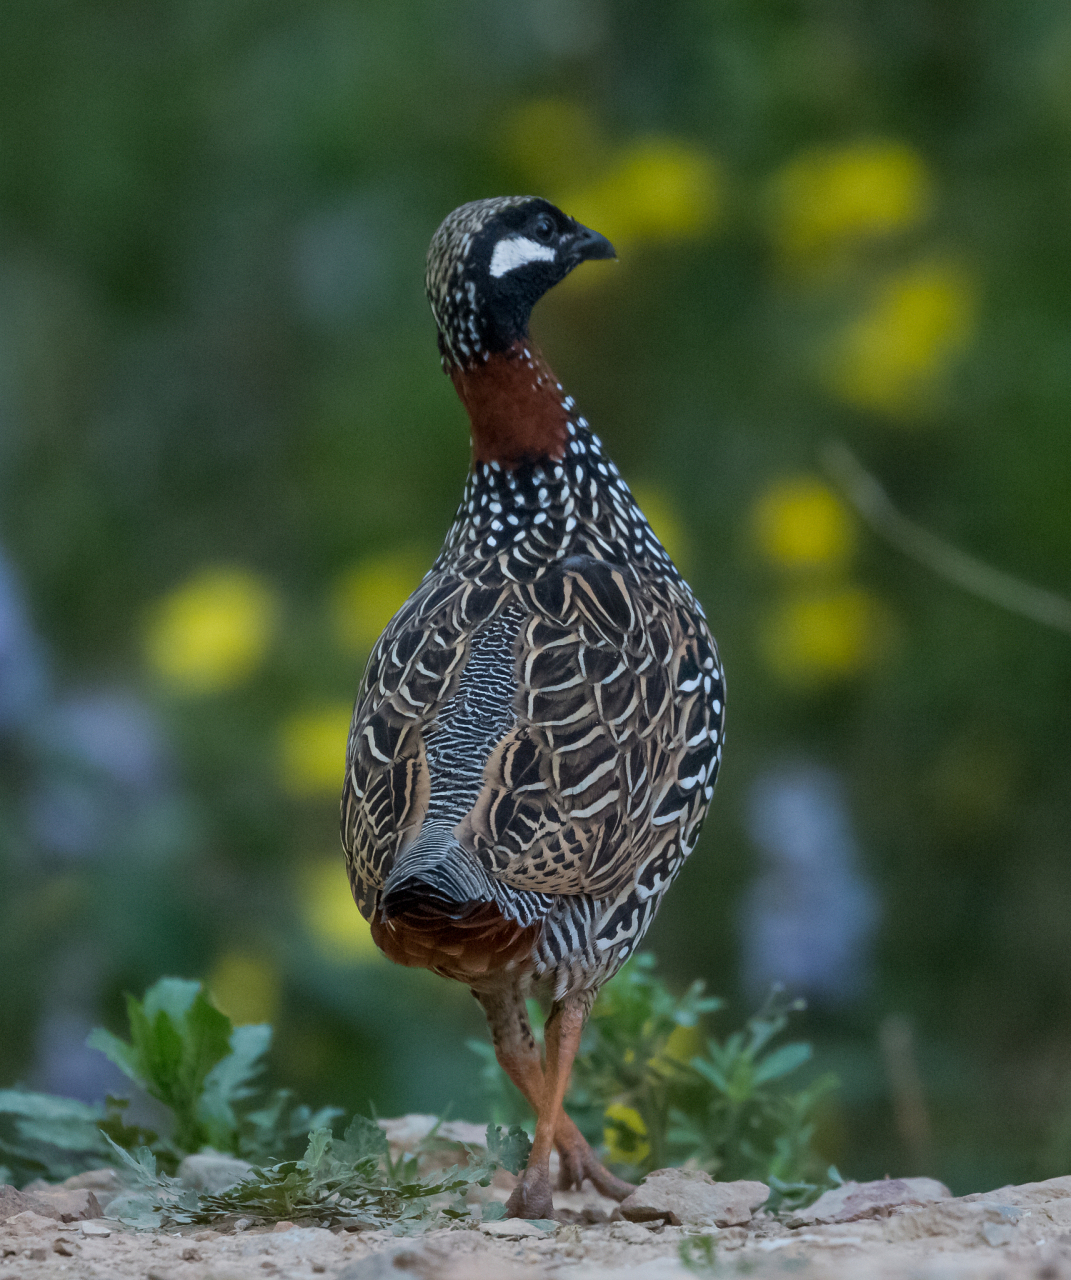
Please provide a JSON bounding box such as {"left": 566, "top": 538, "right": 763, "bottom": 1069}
{"left": 504, "top": 997, "right": 585, "bottom": 1220}
{"left": 474, "top": 984, "right": 635, "bottom": 1208}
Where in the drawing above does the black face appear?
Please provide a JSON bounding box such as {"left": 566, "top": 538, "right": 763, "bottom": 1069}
{"left": 425, "top": 197, "right": 616, "bottom": 368}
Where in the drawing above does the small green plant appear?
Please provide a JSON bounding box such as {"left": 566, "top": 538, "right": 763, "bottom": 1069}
{"left": 474, "top": 953, "right": 839, "bottom": 1208}
{"left": 102, "top": 1116, "right": 531, "bottom": 1231}
{"left": 0, "top": 980, "right": 339, "bottom": 1187}
{"left": 0, "top": 976, "right": 532, "bottom": 1230}
{"left": 679, "top": 1233, "right": 718, "bottom": 1273}
{"left": 86, "top": 977, "right": 339, "bottom": 1168}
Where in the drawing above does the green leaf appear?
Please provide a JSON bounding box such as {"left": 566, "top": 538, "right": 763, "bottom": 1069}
{"left": 85, "top": 1028, "right": 143, "bottom": 1085}
{"left": 199, "top": 1023, "right": 272, "bottom": 1149}
{"left": 303, "top": 1127, "right": 332, "bottom": 1170}
{"left": 690, "top": 1054, "right": 730, "bottom": 1093}
{"left": 0, "top": 1089, "right": 103, "bottom": 1125}
{"left": 175, "top": 990, "right": 234, "bottom": 1099}
{"left": 485, "top": 1123, "right": 532, "bottom": 1175}
{"left": 104, "top": 1191, "right": 162, "bottom": 1227}
{"left": 142, "top": 978, "right": 202, "bottom": 1025}
{"left": 0, "top": 1088, "right": 112, "bottom": 1169}
{"left": 752, "top": 1041, "right": 812, "bottom": 1086}
{"left": 340, "top": 1113, "right": 390, "bottom": 1164}
{"left": 202, "top": 1024, "right": 271, "bottom": 1107}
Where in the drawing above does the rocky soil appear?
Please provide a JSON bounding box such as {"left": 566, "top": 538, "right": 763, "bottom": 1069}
{"left": 3, "top": 1119, "right": 1071, "bottom": 1279}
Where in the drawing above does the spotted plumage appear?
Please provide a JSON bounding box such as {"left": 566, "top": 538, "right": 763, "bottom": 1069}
{"left": 340, "top": 197, "right": 724, "bottom": 1217}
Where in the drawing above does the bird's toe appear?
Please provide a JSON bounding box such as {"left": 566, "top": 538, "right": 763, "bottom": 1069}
{"left": 505, "top": 1165, "right": 555, "bottom": 1220}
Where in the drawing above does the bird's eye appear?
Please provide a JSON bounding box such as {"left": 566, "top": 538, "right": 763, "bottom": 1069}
{"left": 530, "top": 214, "right": 556, "bottom": 244}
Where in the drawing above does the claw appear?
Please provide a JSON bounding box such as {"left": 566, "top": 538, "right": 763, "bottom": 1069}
{"left": 505, "top": 1166, "right": 555, "bottom": 1220}
{"left": 554, "top": 1126, "right": 636, "bottom": 1202}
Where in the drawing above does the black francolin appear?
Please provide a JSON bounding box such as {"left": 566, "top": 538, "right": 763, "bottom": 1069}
{"left": 341, "top": 196, "right": 724, "bottom": 1219}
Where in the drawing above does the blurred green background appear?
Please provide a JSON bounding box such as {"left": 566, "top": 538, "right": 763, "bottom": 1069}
{"left": 2, "top": 0, "right": 1070, "bottom": 1196}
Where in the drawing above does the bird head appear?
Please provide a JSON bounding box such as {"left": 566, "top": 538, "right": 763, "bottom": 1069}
{"left": 425, "top": 196, "right": 616, "bottom": 370}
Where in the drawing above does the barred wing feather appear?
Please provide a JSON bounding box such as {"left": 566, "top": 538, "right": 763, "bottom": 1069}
{"left": 342, "top": 555, "right": 722, "bottom": 918}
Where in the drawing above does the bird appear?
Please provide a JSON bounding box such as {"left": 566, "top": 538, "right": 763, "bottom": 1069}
{"left": 341, "top": 196, "right": 724, "bottom": 1220}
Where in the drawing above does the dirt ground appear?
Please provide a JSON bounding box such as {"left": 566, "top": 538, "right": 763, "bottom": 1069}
{"left": 4, "top": 1143, "right": 1071, "bottom": 1280}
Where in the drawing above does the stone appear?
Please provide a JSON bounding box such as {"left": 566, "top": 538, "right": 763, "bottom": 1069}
{"left": 982, "top": 1219, "right": 1015, "bottom": 1246}
{"left": 0, "top": 1184, "right": 102, "bottom": 1222}
{"left": 336, "top": 1243, "right": 429, "bottom": 1278}
{"left": 479, "top": 1217, "right": 553, "bottom": 1237}
{"left": 80, "top": 1220, "right": 112, "bottom": 1237}
{"left": 619, "top": 1168, "right": 769, "bottom": 1227}
{"left": 962, "top": 1174, "right": 1071, "bottom": 1207}
{"left": 4, "top": 1208, "right": 61, "bottom": 1233}
{"left": 26, "top": 1187, "right": 101, "bottom": 1221}
{"left": 0, "top": 1186, "right": 35, "bottom": 1222}
{"left": 610, "top": 1219, "right": 654, "bottom": 1243}
{"left": 177, "top": 1151, "right": 255, "bottom": 1194}
{"left": 58, "top": 1167, "right": 123, "bottom": 1211}
{"left": 884, "top": 1198, "right": 1023, "bottom": 1245}
{"left": 788, "top": 1176, "right": 951, "bottom": 1227}
{"left": 378, "top": 1114, "right": 488, "bottom": 1151}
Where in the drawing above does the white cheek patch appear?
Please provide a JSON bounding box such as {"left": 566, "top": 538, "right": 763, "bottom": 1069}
{"left": 489, "top": 236, "right": 557, "bottom": 278}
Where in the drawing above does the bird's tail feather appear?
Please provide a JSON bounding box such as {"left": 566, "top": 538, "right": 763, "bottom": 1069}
{"left": 380, "top": 821, "right": 551, "bottom": 928}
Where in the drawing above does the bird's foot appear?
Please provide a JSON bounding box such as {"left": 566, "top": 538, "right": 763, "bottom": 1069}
{"left": 556, "top": 1131, "right": 636, "bottom": 1202}
{"left": 505, "top": 1165, "right": 555, "bottom": 1220}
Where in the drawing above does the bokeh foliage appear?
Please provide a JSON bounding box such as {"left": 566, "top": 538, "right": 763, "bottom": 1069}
{"left": 2, "top": 0, "right": 1070, "bottom": 1196}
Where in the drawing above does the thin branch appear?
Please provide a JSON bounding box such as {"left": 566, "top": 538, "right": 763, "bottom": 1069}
{"left": 821, "top": 440, "right": 1071, "bottom": 637}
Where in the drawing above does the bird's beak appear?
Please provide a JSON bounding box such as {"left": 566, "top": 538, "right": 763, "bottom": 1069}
{"left": 569, "top": 222, "right": 617, "bottom": 264}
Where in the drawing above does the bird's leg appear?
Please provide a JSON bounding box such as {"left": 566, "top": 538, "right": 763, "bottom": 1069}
{"left": 473, "top": 984, "right": 547, "bottom": 1114}
{"left": 474, "top": 985, "right": 636, "bottom": 1204}
{"left": 504, "top": 995, "right": 586, "bottom": 1220}
{"left": 552, "top": 1116, "right": 637, "bottom": 1202}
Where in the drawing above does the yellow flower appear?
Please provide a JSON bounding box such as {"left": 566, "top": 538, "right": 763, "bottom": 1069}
{"left": 502, "top": 101, "right": 718, "bottom": 249}
{"left": 603, "top": 1103, "right": 650, "bottom": 1165}
{"left": 278, "top": 704, "right": 353, "bottom": 798}
{"left": 143, "top": 567, "right": 279, "bottom": 694}
{"left": 752, "top": 478, "right": 854, "bottom": 571}
{"left": 561, "top": 137, "right": 721, "bottom": 247}
{"left": 770, "top": 140, "right": 931, "bottom": 267}
{"left": 662, "top": 1023, "right": 703, "bottom": 1064}
{"left": 207, "top": 951, "right": 280, "bottom": 1026}
{"left": 300, "top": 858, "right": 379, "bottom": 961}
{"left": 331, "top": 549, "right": 427, "bottom": 655}
{"left": 649, "top": 1023, "right": 703, "bottom": 1078}
{"left": 630, "top": 483, "right": 689, "bottom": 570}
{"left": 761, "top": 586, "right": 892, "bottom": 684}
{"left": 824, "top": 260, "right": 975, "bottom": 418}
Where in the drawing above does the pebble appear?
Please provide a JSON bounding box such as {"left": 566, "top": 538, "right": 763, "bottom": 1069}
{"left": 620, "top": 1169, "right": 769, "bottom": 1228}
{"left": 788, "top": 1177, "right": 951, "bottom": 1227}
{"left": 479, "top": 1218, "right": 553, "bottom": 1238}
